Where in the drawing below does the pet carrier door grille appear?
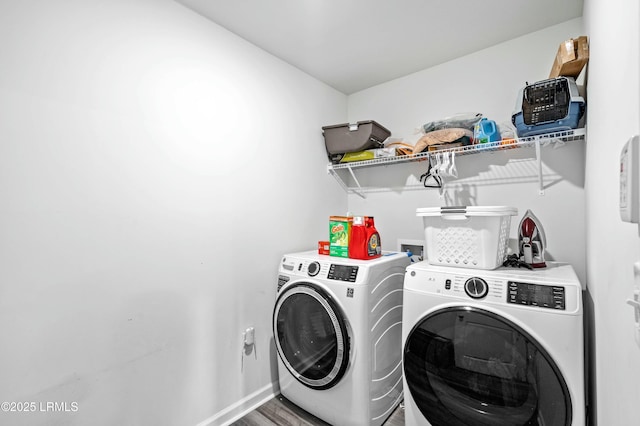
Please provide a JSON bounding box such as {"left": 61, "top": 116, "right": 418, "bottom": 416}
{"left": 522, "top": 79, "right": 570, "bottom": 125}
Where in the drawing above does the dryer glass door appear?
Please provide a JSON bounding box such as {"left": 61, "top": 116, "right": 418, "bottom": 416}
{"left": 273, "top": 283, "right": 350, "bottom": 390}
{"left": 404, "top": 306, "right": 572, "bottom": 426}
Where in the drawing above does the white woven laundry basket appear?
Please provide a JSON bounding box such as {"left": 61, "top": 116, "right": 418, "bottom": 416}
{"left": 417, "top": 206, "right": 518, "bottom": 270}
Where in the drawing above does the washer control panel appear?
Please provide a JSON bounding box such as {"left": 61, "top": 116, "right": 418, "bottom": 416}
{"left": 405, "top": 262, "right": 581, "bottom": 313}
{"left": 280, "top": 256, "right": 361, "bottom": 282}
{"left": 507, "top": 281, "right": 565, "bottom": 310}
{"left": 328, "top": 264, "right": 359, "bottom": 282}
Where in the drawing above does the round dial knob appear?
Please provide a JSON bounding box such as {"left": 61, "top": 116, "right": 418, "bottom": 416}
{"left": 308, "top": 261, "right": 320, "bottom": 277}
{"left": 464, "top": 277, "right": 488, "bottom": 299}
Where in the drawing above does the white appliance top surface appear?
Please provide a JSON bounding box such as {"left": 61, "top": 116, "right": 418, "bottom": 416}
{"left": 280, "top": 250, "right": 409, "bottom": 287}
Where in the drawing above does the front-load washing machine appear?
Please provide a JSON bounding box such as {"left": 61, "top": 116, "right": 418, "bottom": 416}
{"left": 402, "top": 261, "right": 585, "bottom": 426}
{"left": 273, "top": 250, "right": 410, "bottom": 426}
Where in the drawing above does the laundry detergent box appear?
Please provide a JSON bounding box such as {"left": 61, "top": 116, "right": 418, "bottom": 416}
{"left": 329, "top": 216, "right": 352, "bottom": 257}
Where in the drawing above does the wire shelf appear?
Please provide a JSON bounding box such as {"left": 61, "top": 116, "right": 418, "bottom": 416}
{"left": 327, "top": 128, "right": 586, "bottom": 171}
{"left": 327, "top": 128, "right": 586, "bottom": 197}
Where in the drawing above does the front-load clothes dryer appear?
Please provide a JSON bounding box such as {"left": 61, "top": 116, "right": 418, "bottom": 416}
{"left": 273, "top": 250, "right": 410, "bottom": 426}
{"left": 402, "top": 261, "right": 585, "bottom": 426}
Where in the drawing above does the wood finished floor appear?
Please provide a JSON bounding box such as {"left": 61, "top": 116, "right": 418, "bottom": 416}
{"left": 231, "top": 394, "right": 404, "bottom": 426}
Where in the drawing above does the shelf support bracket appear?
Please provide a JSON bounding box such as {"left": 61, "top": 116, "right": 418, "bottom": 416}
{"left": 327, "top": 166, "right": 348, "bottom": 192}
{"left": 327, "top": 164, "right": 366, "bottom": 198}
{"left": 346, "top": 165, "right": 366, "bottom": 198}
{"left": 535, "top": 138, "right": 544, "bottom": 195}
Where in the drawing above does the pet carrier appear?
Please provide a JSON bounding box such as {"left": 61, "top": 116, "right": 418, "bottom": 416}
{"left": 511, "top": 77, "right": 585, "bottom": 137}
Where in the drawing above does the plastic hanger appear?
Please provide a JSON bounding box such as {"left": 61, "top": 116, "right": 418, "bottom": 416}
{"left": 419, "top": 156, "right": 442, "bottom": 188}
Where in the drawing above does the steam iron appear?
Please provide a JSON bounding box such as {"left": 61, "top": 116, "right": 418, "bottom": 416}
{"left": 519, "top": 209, "right": 547, "bottom": 268}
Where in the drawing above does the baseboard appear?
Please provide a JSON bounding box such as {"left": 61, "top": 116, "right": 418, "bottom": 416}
{"left": 196, "top": 381, "right": 278, "bottom": 426}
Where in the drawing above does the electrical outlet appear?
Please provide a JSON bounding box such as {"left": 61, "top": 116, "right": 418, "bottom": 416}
{"left": 243, "top": 327, "right": 255, "bottom": 346}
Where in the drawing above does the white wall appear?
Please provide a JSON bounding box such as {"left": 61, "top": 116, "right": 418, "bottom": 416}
{"left": 346, "top": 19, "right": 587, "bottom": 284}
{"left": 583, "top": 0, "right": 640, "bottom": 424}
{"left": 0, "top": 1, "right": 346, "bottom": 425}
{"left": 5, "top": 1, "right": 639, "bottom": 425}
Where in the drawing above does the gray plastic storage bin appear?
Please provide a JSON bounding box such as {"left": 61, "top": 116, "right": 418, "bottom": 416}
{"left": 322, "top": 121, "right": 391, "bottom": 163}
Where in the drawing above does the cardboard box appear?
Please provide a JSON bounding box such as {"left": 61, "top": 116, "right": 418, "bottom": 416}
{"left": 329, "top": 216, "right": 351, "bottom": 257}
{"left": 549, "top": 36, "right": 589, "bottom": 79}
{"left": 318, "top": 241, "right": 330, "bottom": 255}
{"left": 427, "top": 142, "right": 463, "bottom": 152}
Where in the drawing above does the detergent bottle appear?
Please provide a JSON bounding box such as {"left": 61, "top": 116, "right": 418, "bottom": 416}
{"left": 473, "top": 118, "right": 500, "bottom": 144}
{"left": 349, "top": 216, "right": 382, "bottom": 260}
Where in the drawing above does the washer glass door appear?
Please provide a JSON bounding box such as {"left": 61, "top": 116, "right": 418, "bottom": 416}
{"left": 404, "top": 306, "right": 572, "bottom": 426}
{"left": 274, "top": 283, "right": 350, "bottom": 390}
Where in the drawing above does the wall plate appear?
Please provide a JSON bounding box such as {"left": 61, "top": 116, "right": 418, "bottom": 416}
{"left": 620, "top": 135, "right": 640, "bottom": 223}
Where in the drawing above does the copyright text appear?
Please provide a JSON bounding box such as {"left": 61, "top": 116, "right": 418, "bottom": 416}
{"left": 1, "top": 401, "right": 78, "bottom": 413}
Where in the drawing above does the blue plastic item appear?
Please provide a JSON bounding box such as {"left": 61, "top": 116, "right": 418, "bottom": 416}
{"left": 474, "top": 118, "right": 500, "bottom": 143}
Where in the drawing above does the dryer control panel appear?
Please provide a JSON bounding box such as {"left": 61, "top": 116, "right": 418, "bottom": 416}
{"left": 328, "top": 264, "right": 359, "bottom": 282}
{"left": 507, "top": 281, "right": 565, "bottom": 310}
